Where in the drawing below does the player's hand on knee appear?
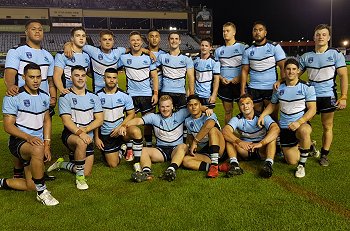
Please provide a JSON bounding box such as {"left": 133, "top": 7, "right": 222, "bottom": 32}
{"left": 79, "top": 133, "right": 92, "bottom": 144}
{"left": 26, "top": 135, "right": 44, "bottom": 146}
{"left": 288, "top": 121, "right": 300, "bottom": 131}
{"left": 94, "top": 138, "right": 104, "bottom": 150}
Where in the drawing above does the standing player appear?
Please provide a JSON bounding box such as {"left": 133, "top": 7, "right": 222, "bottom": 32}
{"left": 182, "top": 95, "right": 225, "bottom": 178}
{"left": 94, "top": 68, "right": 143, "bottom": 168}
{"left": 193, "top": 38, "right": 220, "bottom": 108}
{"left": 118, "top": 31, "right": 159, "bottom": 163}
{"left": 258, "top": 58, "right": 316, "bottom": 178}
{"left": 214, "top": 22, "right": 248, "bottom": 124}
{"left": 222, "top": 94, "right": 280, "bottom": 178}
{"left": 299, "top": 24, "right": 348, "bottom": 167}
{"left": 53, "top": 27, "right": 90, "bottom": 94}
{"left": 4, "top": 20, "right": 56, "bottom": 179}
{"left": 51, "top": 66, "right": 103, "bottom": 190}
{"left": 241, "top": 21, "right": 286, "bottom": 114}
{"left": 1, "top": 63, "right": 59, "bottom": 206}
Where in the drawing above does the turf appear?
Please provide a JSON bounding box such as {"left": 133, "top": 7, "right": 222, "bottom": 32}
{"left": 0, "top": 68, "right": 350, "bottom": 230}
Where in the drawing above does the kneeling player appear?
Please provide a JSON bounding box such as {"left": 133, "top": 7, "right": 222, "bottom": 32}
{"left": 182, "top": 95, "right": 225, "bottom": 178}
{"left": 222, "top": 94, "right": 280, "bottom": 178}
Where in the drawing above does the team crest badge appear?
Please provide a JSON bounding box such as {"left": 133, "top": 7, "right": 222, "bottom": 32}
{"left": 101, "top": 98, "right": 105, "bottom": 105}
{"left": 173, "top": 119, "right": 178, "bottom": 124}
{"left": 98, "top": 54, "right": 103, "bottom": 60}
{"left": 234, "top": 49, "right": 239, "bottom": 54}
{"left": 71, "top": 57, "right": 76, "bottom": 63}
{"left": 279, "top": 90, "right": 284, "bottom": 96}
{"left": 180, "top": 60, "right": 185, "bottom": 65}
{"left": 43, "top": 100, "right": 48, "bottom": 107}
{"left": 266, "top": 49, "right": 271, "bottom": 53}
{"left": 72, "top": 98, "right": 77, "bottom": 105}
{"left": 26, "top": 52, "right": 32, "bottom": 59}
{"left": 165, "top": 58, "right": 169, "bottom": 64}
{"left": 250, "top": 50, "right": 254, "bottom": 56}
{"left": 190, "top": 121, "right": 194, "bottom": 128}
{"left": 44, "top": 57, "right": 49, "bottom": 62}
{"left": 117, "top": 99, "right": 122, "bottom": 103}
{"left": 113, "top": 56, "right": 117, "bottom": 60}
{"left": 160, "top": 120, "right": 163, "bottom": 126}
{"left": 85, "top": 58, "right": 89, "bottom": 63}
{"left": 90, "top": 99, "right": 95, "bottom": 104}
{"left": 127, "top": 59, "right": 132, "bottom": 65}
{"left": 206, "top": 64, "right": 211, "bottom": 69}
{"left": 327, "top": 56, "right": 334, "bottom": 62}
{"left": 23, "top": 99, "right": 30, "bottom": 107}
{"left": 143, "top": 60, "right": 148, "bottom": 65}
{"left": 308, "top": 57, "right": 313, "bottom": 63}
{"left": 194, "top": 63, "right": 198, "bottom": 68}
{"left": 220, "top": 50, "right": 224, "bottom": 55}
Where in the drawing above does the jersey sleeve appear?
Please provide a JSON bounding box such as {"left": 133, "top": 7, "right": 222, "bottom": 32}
{"left": 58, "top": 95, "right": 71, "bottom": 116}
{"left": 241, "top": 49, "right": 249, "bottom": 65}
{"left": 206, "top": 113, "right": 219, "bottom": 123}
{"left": 299, "top": 55, "right": 307, "bottom": 71}
{"left": 176, "top": 108, "right": 190, "bottom": 122}
{"left": 271, "top": 90, "right": 279, "bottom": 104}
{"left": 305, "top": 85, "right": 316, "bottom": 102}
{"left": 2, "top": 96, "right": 18, "bottom": 116}
{"left": 47, "top": 54, "right": 54, "bottom": 77}
{"left": 213, "top": 60, "right": 220, "bottom": 75}
{"left": 184, "top": 117, "right": 192, "bottom": 135}
{"left": 335, "top": 51, "right": 346, "bottom": 68}
{"left": 227, "top": 116, "right": 239, "bottom": 130}
{"left": 82, "top": 44, "right": 97, "bottom": 56}
{"left": 186, "top": 56, "right": 194, "bottom": 69}
{"left": 54, "top": 53, "right": 66, "bottom": 69}
{"left": 214, "top": 48, "right": 220, "bottom": 62}
{"left": 142, "top": 113, "right": 156, "bottom": 125}
{"left": 93, "top": 94, "right": 103, "bottom": 113}
{"left": 117, "top": 47, "right": 127, "bottom": 55}
{"left": 124, "top": 94, "right": 134, "bottom": 111}
{"left": 5, "top": 48, "right": 20, "bottom": 70}
{"left": 263, "top": 115, "right": 276, "bottom": 130}
{"left": 274, "top": 44, "right": 286, "bottom": 62}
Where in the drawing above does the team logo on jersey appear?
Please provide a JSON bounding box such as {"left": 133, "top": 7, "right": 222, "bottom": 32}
{"left": 127, "top": 59, "right": 132, "bottom": 65}
{"left": 220, "top": 50, "right": 224, "bottom": 55}
{"left": 250, "top": 50, "right": 254, "bottom": 56}
{"left": 296, "top": 90, "right": 302, "bottom": 95}
{"left": 98, "top": 54, "right": 103, "bottom": 60}
{"left": 165, "top": 58, "right": 169, "bottom": 64}
{"left": 143, "top": 60, "right": 148, "bottom": 65}
{"left": 327, "top": 56, "right": 334, "bottom": 62}
{"left": 307, "top": 57, "right": 313, "bottom": 63}
{"left": 173, "top": 119, "right": 178, "bottom": 125}
{"left": 266, "top": 49, "right": 271, "bottom": 54}
{"left": 189, "top": 121, "right": 194, "bottom": 128}
{"left": 72, "top": 98, "right": 77, "bottom": 105}
{"left": 26, "top": 52, "right": 32, "bottom": 59}
{"left": 44, "top": 57, "right": 49, "bottom": 62}
{"left": 90, "top": 99, "right": 95, "bottom": 104}
{"left": 23, "top": 99, "right": 30, "bottom": 107}
{"left": 279, "top": 90, "right": 284, "bottom": 96}
{"left": 71, "top": 57, "right": 76, "bottom": 63}
{"left": 206, "top": 64, "right": 211, "bottom": 69}
{"left": 117, "top": 99, "right": 122, "bottom": 103}
{"left": 85, "top": 58, "right": 89, "bottom": 63}
{"left": 43, "top": 100, "right": 48, "bottom": 107}
{"left": 194, "top": 63, "right": 198, "bottom": 68}
{"left": 160, "top": 120, "right": 163, "bottom": 126}
{"left": 101, "top": 98, "right": 105, "bottom": 105}
{"left": 113, "top": 56, "right": 117, "bottom": 60}
{"left": 234, "top": 49, "right": 239, "bottom": 54}
{"left": 180, "top": 60, "right": 185, "bottom": 65}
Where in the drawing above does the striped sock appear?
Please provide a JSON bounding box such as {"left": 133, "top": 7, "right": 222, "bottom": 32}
{"left": 209, "top": 145, "right": 220, "bottom": 165}
{"left": 229, "top": 157, "right": 239, "bottom": 164}
{"left": 298, "top": 148, "right": 309, "bottom": 166}
{"left": 32, "top": 177, "right": 46, "bottom": 195}
{"left": 62, "top": 162, "right": 76, "bottom": 173}
{"left": 133, "top": 139, "right": 143, "bottom": 163}
{"left": 75, "top": 160, "right": 85, "bottom": 177}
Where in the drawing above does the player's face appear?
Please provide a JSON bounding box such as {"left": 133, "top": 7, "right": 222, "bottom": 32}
{"left": 148, "top": 31, "right": 161, "bottom": 48}
{"left": 71, "top": 30, "right": 86, "bottom": 48}
{"left": 314, "top": 28, "right": 330, "bottom": 47}
{"left": 23, "top": 69, "right": 42, "bottom": 93}
{"left": 159, "top": 99, "right": 173, "bottom": 118}
{"left": 239, "top": 98, "right": 254, "bottom": 116}
{"left": 25, "top": 22, "right": 44, "bottom": 44}
{"left": 71, "top": 69, "right": 87, "bottom": 89}
{"left": 200, "top": 41, "right": 212, "bottom": 55}
{"left": 104, "top": 72, "right": 118, "bottom": 89}
{"left": 100, "top": 34, "right": 114, "bottom": 51}
{"left": 187, "top": 99, "right": 202, "bottom": 117}
{"left": 285, "top": 63, "right": 300, "bottom": 82}
{"left": 222, "top": 26, "right": 235, "bottom": 41}
{"left": 168, "top": 34, "right": 181, "bottom": 50}
{"left": 252, "top": 24, "right": 267, "bottom": 43}
{"left": 129, "top": 34, "right": 143, "bottom": 52}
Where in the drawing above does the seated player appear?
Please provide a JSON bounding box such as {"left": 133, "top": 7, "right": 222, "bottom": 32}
{"left": 182, "top": 95, "right": 225, "bottom": 178}
{"left": 48, "top": 65, "right": 103, "bottom": 189}
{"left": 258, "top": 58, "right": 316, "bottom": 178}
{"left": 0, "top": 63, "right": 59, "bottom": 206}
{"left": 222, "top": 94, "right": 280, "bottom": 178}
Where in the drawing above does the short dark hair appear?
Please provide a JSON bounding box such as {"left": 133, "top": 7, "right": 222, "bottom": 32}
{"left": 284, "top": 58, "right": 299, "bottom": 69}
{"left": 24, "top": 63, "right": 41, "bottom": 75}
{"left": 148, "top": 27, "right": 160, "bottom": 34}
{"left": 200, "top": 37, "right": 213, "bottom": 46}
{"left": 314, "top": 24, "right": 331, "bottom": 36}
{"left": 71, "top": 65, "right": 86, "bottom": 74}
{"left": 71, "top": 27, "right": 86, "bottom": 37}
{"left": 223, "top": 22, "right": 236, "bottom": 31}
{"left": 168, "top": 31, "right": 181, "bottom": 40}
{"left": 253, "top": 21, "right": 267, "bottom": 30}
{"left": 99, "top": 30, "right": 114, "bottom": 38}
{"left": 104, "top": 68, "right": 118, "bottom": 74}
{"left": 238, "top": 93, "right": 254, "bottom": 104}
{"left": 25, "top": 20, "right": 42, "bottom": 30}
{"left": 129, "top": 31, "right": 142, "bottom": 38}
{"left": 187, "top": 94, "right": 201, "bottom": 104}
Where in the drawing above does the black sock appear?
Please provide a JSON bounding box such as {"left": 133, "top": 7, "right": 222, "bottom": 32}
{"left": 13, "top": 168, "right": 24, "bottom": 178}
{"left": 142, "top": 167, "right": 151, "bottom": 173}
{"left": 32, "top": 177, "right": 46, "bottom": 195}
{"left": 199, "top": 161, "right": 209, "bottom": 171}
{"left": 321, "top": 148, "right": 329, "bottom": 157}
{"left": 0, "top": 178, "right": 11, "bottom": 189}
{"left": 168, "top": 163, "right": 179, "bottom": 171}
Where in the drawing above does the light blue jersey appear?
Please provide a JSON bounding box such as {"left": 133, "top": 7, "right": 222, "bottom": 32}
{"left": 5, "top": 44, "right": 54, "bottom": 94}
{"left": 2, "top": 87, "right": 50, "bottom": 139}
{"left": 54, "top": 51, "right": 90, "bottom": 88}
{"left": 83, "top": 45, "right": 126, "bottom": 93}
{"left": 214, "top": 41, "right": 248, "bottom": 81}
{"left": 228, "top": 112, "right": 275, "bottom": 142}
{"left": 96, "top": 88, "right": 134, "bottom": 135}
{"left": 193, "top": 55, "right": 220, "bottom": 99}
{"left": 149, "top": 48, "right": 167, "bottom": 91}
{"left": 142, "top": 108, "right": 190, "bottom": 146}
{"left": 119, "top": 52, "right": 156, "bottom": 97}
{"left": 59, "top": 89, "right": 102, "bottom": 137}
{"left": 271, "top": 80, "right": 316, "bottom": 129}
{"left": 185, "top": 112, "right": 220, "bottom": 146}
{"left": 242, "top": 41, "right": 286, "bottom": 90}
{"left": 299, "top": 48, "right": 346, "bottom": 97}
{"left": 156, "top": 52, "right": 194, "bottom": 94}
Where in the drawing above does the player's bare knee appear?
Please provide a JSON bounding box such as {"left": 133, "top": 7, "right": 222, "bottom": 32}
{"left": 128, "top": 126, "right": 142, "bottom": 139}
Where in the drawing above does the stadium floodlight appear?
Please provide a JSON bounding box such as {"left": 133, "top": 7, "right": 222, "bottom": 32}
{"left": 169, "top": 26, "right": 177, "bottom": 30}
{"left": 343, "top": 40, "right": 349, "bottom": 47}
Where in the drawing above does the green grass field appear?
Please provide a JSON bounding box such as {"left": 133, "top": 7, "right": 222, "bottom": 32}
{"left": 0, "top": 69, "right": 350, "bottom": 231}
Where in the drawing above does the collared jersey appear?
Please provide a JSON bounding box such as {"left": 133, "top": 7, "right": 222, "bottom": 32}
{"left": 150, "top": 48, "right": 167, "bottom": 91}
{"left": 96, "top": 88, "right": 134, "bottom": 135}
{"left": 119, "top": 52, "right": 156, "bottom": 97}
{"left": 156, "top": 52, "right": 194, "bottom": 94}
{"left": 83, "top": 45, "right": 126, "bottom": 93}
{"left": 242, "top": 41, "right": 286, "bottom": 90}
{"left": 5, "top": 44, "right": 54, "bottom": 94}
{"left": 271, "top": 80, "right": 316, "bottom": 129}
{"left": 214, "top": 41, "right": 248, "bottom": 81}
{"left": 185, "top": 112, "right": 220, "bottom": 146}
{"left": 142, "top": 108, "right": 189, "bottom": 146}
{"left": 227, "top": 112, "right": 275, "bottom": 142}
{"left": 54, "top": 51, "right": 90, "bottom": 88}
{"left": 193, "top": 55, "right": 220, "bottom": 98}
{"left": 299, "top": 48, "right": 346, "bottom": 97}
{"left": 59, "top": 89, "right": 102, "bottom": 137}
{"left": 2, "top": 86, "right": 50, "bottom": 139}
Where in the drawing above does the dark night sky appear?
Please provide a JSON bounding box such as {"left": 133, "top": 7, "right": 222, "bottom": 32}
{"left": 188, "top": 0, "right": 350, "bottom": 47}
